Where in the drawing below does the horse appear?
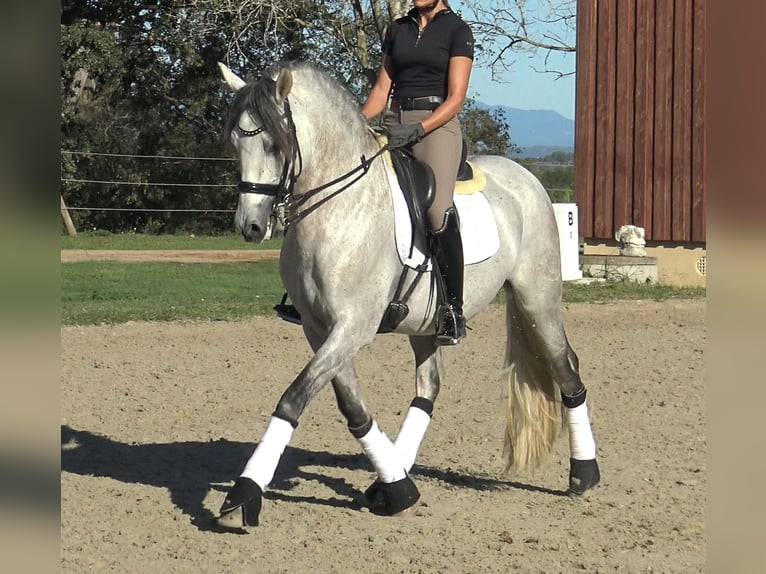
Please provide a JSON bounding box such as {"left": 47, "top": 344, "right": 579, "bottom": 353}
{"left": 214, "top": 60, "right": 600, "bottom": 529}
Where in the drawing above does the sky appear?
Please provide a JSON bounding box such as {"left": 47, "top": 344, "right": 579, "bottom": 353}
{"left": 457, "top": 0, "right": 578, "bottom": 120}
{"left": 467, "top": 52, "right": 577, "bottom": 120}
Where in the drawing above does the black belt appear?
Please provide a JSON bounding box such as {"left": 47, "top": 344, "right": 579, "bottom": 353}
{"left": 394, "top": 96, "right": 444, "bottom": 111}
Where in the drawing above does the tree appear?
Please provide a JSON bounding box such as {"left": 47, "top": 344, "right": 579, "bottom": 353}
{"left": 61, "top": 1, "right": 391, "bottom": 234}
{"left": 459, "top": 99, "right": 518, "bottom": 156}
{"left": 193, "top": 0, "right": 390, "bottom": 97}
{"left": 544, "top": 150, "right": 574, "bottom": 164}
{"left": 461, "top": 0, "right": 576, "bottom": 80}
{"left": 60, "top": 1, "right": 530, "bottom": 233}
{"left": 517, "top": 151, "right": 574, "bottom": 203}
{"left": 61, "top": 1, "right": 282, "bottom": 233}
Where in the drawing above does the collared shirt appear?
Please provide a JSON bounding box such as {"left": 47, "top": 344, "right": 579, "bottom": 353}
{"left": 384, "top": 8, "right": 474, "bottom": 100}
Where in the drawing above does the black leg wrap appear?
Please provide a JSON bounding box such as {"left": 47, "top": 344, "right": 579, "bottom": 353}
{"left": 348, "top": 418, "right": 374, "bottom": 439}
{"left": 561, "top": 386, "right": 587, "bottom": 409}
{"left": 217, "top": 477, "right": 263, "bottom": 529}
{"left": 568, "top": 458, "right": 601, "bottom": 495}
{"left": 272, "top": 411, "right": 299, "bottom": 429}
{"left": 364, "top": 476, "right": 420, "bottom": 516}
{"left": 410, "top": 396, "right": 434, "bottom": 416}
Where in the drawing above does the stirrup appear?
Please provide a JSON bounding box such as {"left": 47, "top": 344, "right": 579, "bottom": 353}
{"left": 435, "top": 304, "right": 466, "bottom": 346}
{"left": 274, "top": 293, "right": 302, "bottom": 325}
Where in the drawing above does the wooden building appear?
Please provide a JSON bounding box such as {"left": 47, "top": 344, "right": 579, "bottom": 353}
{"left": 574, "top": 0, "right": 705, "bottom": 244}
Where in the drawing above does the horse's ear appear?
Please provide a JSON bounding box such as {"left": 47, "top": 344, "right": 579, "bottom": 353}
{"left": 218, "top": 62, "right": 246, "bottom": 92}
{"left": 275, "top": 68, "right": 293, "bottom": 101}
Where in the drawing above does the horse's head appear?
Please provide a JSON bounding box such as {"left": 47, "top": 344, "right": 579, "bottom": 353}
{"left": 220, "top": 62, "right": 299, "bottom": 243}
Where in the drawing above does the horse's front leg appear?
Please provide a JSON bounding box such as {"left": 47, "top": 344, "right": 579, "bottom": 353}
{"left": 326, "top": 358, "right": 419, "bottom": 517}
{"left": 216, "top": 322, "right": 367, "bottom": 530}
{"left": 365, "top": 335, "right": 442, "bottom": 509}
{"left": 302, "top": 323, "right": 421, "bottom": 517}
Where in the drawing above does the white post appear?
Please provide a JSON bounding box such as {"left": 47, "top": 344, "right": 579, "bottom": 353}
{"left": 552, "top": 203, "right": 582, "bottom": 281}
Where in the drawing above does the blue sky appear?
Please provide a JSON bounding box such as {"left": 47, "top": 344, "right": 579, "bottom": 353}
{"left": 457, "top": 0, "right": 577, "bottom": 120}
{"left": 467, "top": 51, "right": 576, "bottom": 120}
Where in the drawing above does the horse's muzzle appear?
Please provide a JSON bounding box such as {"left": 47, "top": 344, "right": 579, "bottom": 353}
{"left": 242, "top": 222, "right": 263, "bottom": 243}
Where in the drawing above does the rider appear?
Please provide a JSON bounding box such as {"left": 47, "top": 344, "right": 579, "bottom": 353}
{"left": 361, "top": 0, "right": 474, "bottom": 346}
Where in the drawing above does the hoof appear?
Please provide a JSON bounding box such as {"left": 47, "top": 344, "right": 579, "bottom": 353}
{"left": 364, "top": 479, "right": 385, "bottom": 506}
{"left": 365, "top": 476, "right": 420, "bottom": 516}
{"left": 568, "top": 458, "right": 601, "bottom": 496}
{"left": 216, "top": 477, "right": 263, "bottom": 530}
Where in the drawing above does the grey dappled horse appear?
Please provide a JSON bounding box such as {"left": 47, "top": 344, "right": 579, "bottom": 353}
{"left": 215, "top": 61, "right": 600, "bottom": 530}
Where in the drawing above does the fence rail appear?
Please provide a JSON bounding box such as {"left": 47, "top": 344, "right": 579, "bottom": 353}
{"left": 62, "top": 178, "right": 235, "bottom": 188}
{"left": 62, "top": 150, "right": 236, "bottom": 161}
{"left": 60, "top": 150, "right": 573, "bottom": 224}
{"left": 66, "top": 207, "right": 235, "bottom": 213}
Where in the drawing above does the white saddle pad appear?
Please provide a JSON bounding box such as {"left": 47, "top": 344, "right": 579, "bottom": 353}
{"left": 383, "top": 160, "right": 500, "bottom": 270}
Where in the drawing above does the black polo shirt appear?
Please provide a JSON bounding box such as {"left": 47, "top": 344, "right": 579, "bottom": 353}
{"left": 384, "top": 8, "right": 474, "bottom": 100}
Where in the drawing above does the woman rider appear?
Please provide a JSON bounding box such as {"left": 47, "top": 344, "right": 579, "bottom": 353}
{"left": 361, "top": 0, "right": 474, "bottom": 345}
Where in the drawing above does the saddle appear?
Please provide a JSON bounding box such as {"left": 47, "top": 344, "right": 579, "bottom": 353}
{"left": 275, "top": 138, "right": 478, "bottom": 333}
{"left": 386, "top": 139, "right": 474, "bottom": 262}
{"left": 377, "top": 140, "right": 475, "bottom": 333}
{"left": 387, "top": 148, "right": 435, "bottom": 261}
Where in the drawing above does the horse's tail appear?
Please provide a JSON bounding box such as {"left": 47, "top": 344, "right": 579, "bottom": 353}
{"left": 500, "top": 283, "right": 561, "bottom": 473}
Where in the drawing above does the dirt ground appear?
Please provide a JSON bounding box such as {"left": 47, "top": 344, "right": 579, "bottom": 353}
{"left": 61, "top": 251, "right": 705, "bottom": 573}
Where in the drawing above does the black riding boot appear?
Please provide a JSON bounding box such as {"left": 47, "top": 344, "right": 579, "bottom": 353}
{"left": 431, "top": 207, "right": 466, "bottom": 346}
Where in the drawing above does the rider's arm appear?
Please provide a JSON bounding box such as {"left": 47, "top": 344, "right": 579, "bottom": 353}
{"left": 419, "top": 55, "right": 472, "bottom": 134}
{"left": 362, "top": 56, "right": 394, "bottom": 120}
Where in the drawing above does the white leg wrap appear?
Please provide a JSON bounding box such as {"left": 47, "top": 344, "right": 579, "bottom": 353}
{"left": 394, "top": 406, "right": 431, "bottom": 472}
{"left": 565, "top": 402, "right": 597, "bottom": 460}
{"left": 241, "top": 416, "right": 295, "bottom": 490}
{"left": 357, "top": 421, "right": 407, "bottom": 483}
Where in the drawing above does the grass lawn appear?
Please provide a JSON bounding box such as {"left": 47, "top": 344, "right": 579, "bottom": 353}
{"left": 61, "top": 259, "right": 705, "bottom": 326}
{"left": 61, "top": 260, "right": 285, "bottom": 325}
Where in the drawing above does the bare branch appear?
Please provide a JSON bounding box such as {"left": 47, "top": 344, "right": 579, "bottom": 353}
{"left": 461, "top": 0, "right": 576, "bottom": 78}
{"left": 191, "top": 0, "right": 307, "bottom": 64}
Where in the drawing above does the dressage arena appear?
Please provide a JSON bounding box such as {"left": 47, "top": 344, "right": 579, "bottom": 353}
{"left": 61, "top": 298, "right": 705, "bottom": 573}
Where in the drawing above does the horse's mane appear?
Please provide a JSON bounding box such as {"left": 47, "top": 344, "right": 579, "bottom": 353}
{"left": 224, "top": 76, "right": 293, "bottom": 159}
{"left": 224, "top": 61, "right": 368, "bottom": 160}
{"left": 268, "top": 61, "right": 363, "bottom": 120}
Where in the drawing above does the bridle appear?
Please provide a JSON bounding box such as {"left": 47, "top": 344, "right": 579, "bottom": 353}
{"left": 234, "top": 98, "right": 302, "bottom": 210}
{"left": 233, "top": 95, "right": 388, "bottom": 226}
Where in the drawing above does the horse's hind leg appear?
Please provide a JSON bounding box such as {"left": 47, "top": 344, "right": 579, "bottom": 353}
{"left": 504, "top": 279, "right": 600, "bottom": 495}
{"left": 395, "top": 335, "right": 441, "bottom": 471}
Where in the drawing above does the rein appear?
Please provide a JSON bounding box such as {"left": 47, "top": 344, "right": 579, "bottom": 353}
{"left": 284, "top": 147, "right": 387, "bottom": 223}
{"left": 235, "top": 95, "right": 388, "bottom": 226}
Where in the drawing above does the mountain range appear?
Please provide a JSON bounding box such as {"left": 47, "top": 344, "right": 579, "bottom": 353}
{"left": 475, "top": 102, "right": 575, "bottom": 158}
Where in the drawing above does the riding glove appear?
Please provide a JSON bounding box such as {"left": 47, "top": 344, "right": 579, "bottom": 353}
{"left": 386, "top": 123, "right": 426, "bottom": 149}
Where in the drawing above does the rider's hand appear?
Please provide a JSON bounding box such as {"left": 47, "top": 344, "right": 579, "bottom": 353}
{"left": 385, "top": 123, "right": 426, "bottom": 149}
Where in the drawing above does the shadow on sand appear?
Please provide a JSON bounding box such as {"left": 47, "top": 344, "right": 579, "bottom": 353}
{"left": 61, "top": 425, "right": 568, "bottom": 532}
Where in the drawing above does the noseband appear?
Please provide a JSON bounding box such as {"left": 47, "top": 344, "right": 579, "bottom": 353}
{"left": 235, "top": 98, "right": 302, "bottom": 209}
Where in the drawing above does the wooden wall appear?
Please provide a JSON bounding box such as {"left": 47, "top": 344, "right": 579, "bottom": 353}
{"left": 574, "top": 0, "right": 705, "bottom": 242}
